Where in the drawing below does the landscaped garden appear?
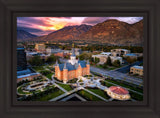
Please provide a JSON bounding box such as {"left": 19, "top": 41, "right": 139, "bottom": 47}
{"left": 129, "top": 91, "right": 143, "bottom": 101}
{"left": 87, "top": 88, "right": 110, "bottom": 99}
{"left": 105, "top": 79, "right": 143, "bottom": 93}
{"left": 57, "top": 83, "right": 73, "bottom": 91}
{"left": 77, "top": 90, "right": 102, "bottom": 101}
{"left": 68, "top": 78, "right": 78, "bottom": 83}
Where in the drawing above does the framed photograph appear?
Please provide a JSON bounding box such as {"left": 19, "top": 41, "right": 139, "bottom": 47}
{"left": 0, "top": 0, "right": 160, "bottom": 118}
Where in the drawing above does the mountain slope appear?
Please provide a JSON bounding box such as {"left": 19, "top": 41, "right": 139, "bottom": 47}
{"left": 21, "top": 19, "right": 143, "bottom": 46}
{"left": 44, "top": 24, "right": 92, "bottom": 41}
{"left": 17, "top": 30, "right": 37, "bottom": 41}
{"left": 79, "top": 19, "right": 143, "bottom": 45}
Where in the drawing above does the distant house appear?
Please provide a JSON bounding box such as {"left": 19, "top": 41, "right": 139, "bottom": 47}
{"left": 130, "top": 66, "right": 143, "bottom": 76}
{"left": 124, "top": 53, "right": 143, "bottom": 59}
{"left": 110, "top": 56, "right": 123, "bottom": 64}
{"left": 17, "top": 72, "right": 41, "bottom": 83}
{"left": 55, "top": 48, "right": 90, "bottom": 83}
{"left": 92, "top": 53, "right": 123, "bottom": 65}
{"left": 35, "top": 43, "right": 46, "bottom": 52}
{"left": 111, "top": 49, "right": 130, "bottom": 57}
{"left": 92, "top": 54, "right": 108, "bottom": 65}
{"left": 46, "top": 46, "right": 61, "bottom": 54}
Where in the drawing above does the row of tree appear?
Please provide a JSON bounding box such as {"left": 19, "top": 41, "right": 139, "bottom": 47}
{"left": 28, "top": 54, "right": 59, "bottom": 66}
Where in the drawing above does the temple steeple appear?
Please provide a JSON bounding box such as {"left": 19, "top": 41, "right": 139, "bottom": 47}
{"left": 63, "top": 62, "right": 67, "bottom": 70}
{"left": 68, "top": 43, "right": 77, "bottom": 65}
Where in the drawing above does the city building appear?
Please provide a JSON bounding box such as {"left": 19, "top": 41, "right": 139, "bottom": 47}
{"left": 46, "top": 46, "right": 61, "bottom": 54}
{"left": 17, "top": 48, "right": 41, "bottom": 83}
{"left": 111, "top": 49, "right": 130, "bottom": 57}
{"left": 92, "top": 54, "right": 123, "bottom": 65}
{"left": 124, "top": 53, "right": 143, "bottom": 59}
{"left": 17, "top": 47, "right": 27, "bottom": 71}
{"left": 26, "top": 51, "right": 50, "bottom": 61}
{"left": 110, "top": 56, "right": 123, "bottom": 64}
{"left": 107, "top": 86, "right": 130, "bottom": 100}
{"left": 100, "top": 52, "right": 112, "bottom": 56}
{"left": 17, "top": 72, "right": 40, "bottom": 83}
{"left": 130, "top": 66, "right": 143, "bottom": 76}
{"left": 92, "top": 54, "right": 108, "bottom": 65}
{"left": 35, "top": 43, "right": 46, "bottom": 52}
{"left": 54, "top": 51, "right": 66, "bottom": 58}
{"left": 55, "top": 48, "right": 90, "bottom": 83}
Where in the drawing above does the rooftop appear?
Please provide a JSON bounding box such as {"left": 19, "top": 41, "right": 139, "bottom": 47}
{"left": 125, "top": 53, "right": 137, "bottom": 56}
{"left": 132, "top": 65, "right": 143, "bottom": 70}
{"left": 17, "top": 69, "right": 32, "bottom": 76}
{"left": 17, "top": 72, "right": 40, "bottom": 79}
{"left": 101, "top": 52, "right": 111, "bottom": 55}
{"left": 58, "top": 60, "right": 87, "bottom": 71}
{"left": 109, "top": 86, "right": 129, "bottom": 95}
{"left": 17, "top": 47, "right": 25, "bottom": 50}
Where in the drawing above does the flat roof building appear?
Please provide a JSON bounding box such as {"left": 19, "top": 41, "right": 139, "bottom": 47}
{"left": 17, "top": 47, "right": 27, "bottom": 71}
{"left": 130, "top": 65, "right": 143, "bottom": 76}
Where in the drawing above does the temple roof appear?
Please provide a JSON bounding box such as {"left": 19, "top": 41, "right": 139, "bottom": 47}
{"left": 109, "top": 86, "right": 129, "bottom": 95}
{"left": 58, "top": 60, "right": 87, "bottom": 71}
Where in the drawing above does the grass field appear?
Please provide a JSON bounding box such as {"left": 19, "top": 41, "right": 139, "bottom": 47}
{"left": 100, "top": 80, "right": 114, "bottom": 87}
{"left": 45, "top": 73, "right": 54, "bottom": 80}
{"left": 77, "top": 90, "right": 102, "bottom": 101}
{"left": 129, "top": 91, "right": 143, "bottom": 101}
{"left": 57, "top": 83, "right": 73, "bottom": 91}
{"left": 87, "top": 88, "right": 110, "bottom": 99}
{"left": 35, "top": 88, "right": 64, "bottom": 101}
{"left": 105, "top": 79, "right": 143, "bottom": 93}
{"left": 17, "top": 86, "right": 32, "bottom": 95}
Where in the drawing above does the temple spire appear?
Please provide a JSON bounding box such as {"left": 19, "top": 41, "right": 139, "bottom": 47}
{"left": 87, "top": 60, "right": 90, "bottom": 65}
{"left": 55, "top": 60, "right": 58, "bottom": 66}
{"left": 63, "top": 62, "right": 67, "bottom": 70}
{"left": 71, "top": 45, "right": 76, "bottom": 56}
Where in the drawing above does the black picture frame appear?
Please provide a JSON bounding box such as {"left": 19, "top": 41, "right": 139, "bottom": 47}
{"left": 0, "top": 0, "right": 160, "bottom": 118}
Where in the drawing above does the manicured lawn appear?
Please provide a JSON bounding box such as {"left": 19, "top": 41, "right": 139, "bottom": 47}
{"left": 87, "top": 88, "right": 110, "bottom": 99}
{"left": 68, "top": 78, "right": 78, "bottom": 83}
{"left": 105, "top": 79, "right": 143, "bottom": 93}
{"left": 17, "top": 86, "right": 32, "bottom": 95}
{"left": 46, "top": 73, "right": 54, "bottom": 80}
{"left": 129, "top": 91, "right": 143, "bottom": 101}
{"left": 100, "top": 81, "right": 114, "bottom": 87}
{"left": 35, "top": 88, "right": 64, "bottom": 101}
{"left": 57, "top": 83, "right": 73, "bottom": 91}
{"left": 32, "top": 66, "right": 44, "bottom": 71}
{"left": 77, "top": 90, "right": 102, "bottom": 101}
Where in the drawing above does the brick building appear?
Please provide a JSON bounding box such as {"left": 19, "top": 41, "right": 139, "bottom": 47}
{"left": 55, "top": 48, "right": 90, "bottom": 83}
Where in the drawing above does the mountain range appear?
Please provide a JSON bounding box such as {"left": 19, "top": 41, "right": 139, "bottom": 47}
{"left": 17, "top": 19, "right": 143, "bottom": 46}
{"left": 17, "top": 30, "right": 37, "bottom": 40}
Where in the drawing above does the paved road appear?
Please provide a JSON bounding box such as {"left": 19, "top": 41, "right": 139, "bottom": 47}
{"left": 104, "top": 80, "right": 143, "bottom": 95}
{"left": 90, "top": 66, "right": 143, "bottom": 86}
{"left": 60, "top": 93, "right": 87, "bottom": 101}
{"left": 115, "top": 61, "right": 143, "bottom": 73}
{"left": 53, "top": 83, "right": 68, "bottom": 93}
{"left": 49, "top": 87, "right": 83, "bottom": 101}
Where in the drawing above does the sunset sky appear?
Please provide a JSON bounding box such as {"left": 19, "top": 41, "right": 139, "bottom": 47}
{"left": 17, "top": 17, "right": 143, "bottom": 36}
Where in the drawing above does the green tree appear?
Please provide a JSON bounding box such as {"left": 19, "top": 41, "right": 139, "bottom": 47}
{"left": 46, "top": 54, "right": 56, "bottom": 63}
{"left": 106, "top": 56, "right": 112, "bottom": 66}
{"left": 125, "top": 56, "right": 137, "bottom": 64}
{"left": 78, "top": 52, "right": 92, "bottom": 60}
{"left": 94, "top": 57, "right": 100, "bottom": 64}
{"left": 28, "top": 55, "right": 43, "bottom": 66}
{"left": 112, "top": 60, "right": 120, "bottom": 67}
